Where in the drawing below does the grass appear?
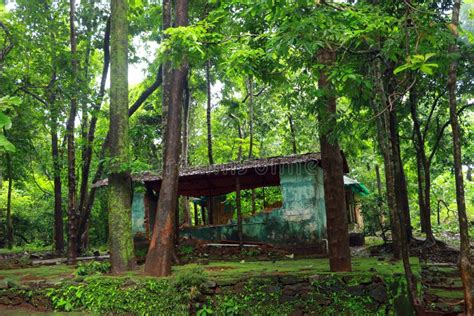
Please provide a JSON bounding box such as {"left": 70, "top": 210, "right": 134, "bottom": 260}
{"left": 0, "top": 257, "right": 420, "bottom": 285}
{"left": 0, "top": 265, "right": 75, "bottom": 284}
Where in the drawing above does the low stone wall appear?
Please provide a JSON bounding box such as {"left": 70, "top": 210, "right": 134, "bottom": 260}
{"left": 196, "top": 273, "right": 413, "bottom": 315}
{"left": 0, "top": 272, "right": 413, "bottom": 315}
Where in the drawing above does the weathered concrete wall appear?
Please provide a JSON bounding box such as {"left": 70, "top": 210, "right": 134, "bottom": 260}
{"left": 181, "top": 165, "right": 327, "bottom": 246}
{"left": 131, "top": 192, "right": 145, "bottom": 234}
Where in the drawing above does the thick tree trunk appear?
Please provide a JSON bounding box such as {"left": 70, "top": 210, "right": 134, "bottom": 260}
{"left": 161, "top": 0, "right": 172, "bottom": 156}
{"left": 77, "top": 18, "right": 110, "bottom": 252}
{"left": 5, "top": 152, "right": 13, "bottom": 249}
{"left": 107, "top": 0, "right": 135, "bottom": 273}
{"left": 66, "top": 0, "right": 79, "bottom": 265}
{"left": 447, "top": 1, "right": 473, "bottom": 313}
{"left": 144, "top": 0, "right": 188, "bottom": 277}
{"left": 317, "top": 49, "right": 351, "bottom": 272}
{"left": 206, "top": 60, "right": 214, "bottom": 165}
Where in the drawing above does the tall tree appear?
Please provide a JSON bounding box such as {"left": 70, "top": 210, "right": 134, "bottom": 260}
{"left": 447, "top": 0, "right": 473, "bottom": 313}
{"left": 107, "top": 0, "right": 135, "bottom": 273}
{"left": 66, "top": 0, "right": 79, "bottom": 264}
{"left": 145, "top": 0, "right": 188, "bottom": 277}
{"left": 317, "top": 49, "right": 351, "bottom": 272}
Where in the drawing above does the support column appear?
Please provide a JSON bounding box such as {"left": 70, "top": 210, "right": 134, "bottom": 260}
{"left": 236, "top": 177, "right": 243, "bottom": 246}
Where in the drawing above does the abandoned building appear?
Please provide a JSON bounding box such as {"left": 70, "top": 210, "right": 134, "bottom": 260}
{"left": 94, "top": 152, "right": 369, "bottom": 251}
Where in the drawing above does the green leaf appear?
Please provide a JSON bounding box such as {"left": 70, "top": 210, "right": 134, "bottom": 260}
{"left": 0, "top": 134, "right": 15, "bottom": 152}
{"left": 0, "top": 112, "right": 12, "bottom": 129}
{"left": 393, "top": 63, "right": 411, "bottom": 75}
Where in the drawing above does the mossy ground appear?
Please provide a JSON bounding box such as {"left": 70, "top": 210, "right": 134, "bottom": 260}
{"left": 0, "top": 257, "right": 420, "bottom": 285}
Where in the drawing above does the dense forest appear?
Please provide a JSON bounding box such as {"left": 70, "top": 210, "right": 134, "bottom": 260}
{"left": 0, "top": 0, "right": 473, "bottom": 314}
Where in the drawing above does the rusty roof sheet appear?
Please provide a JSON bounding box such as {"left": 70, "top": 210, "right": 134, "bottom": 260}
{"left": 92, "top": 152, "right": 323, "bottom": 188}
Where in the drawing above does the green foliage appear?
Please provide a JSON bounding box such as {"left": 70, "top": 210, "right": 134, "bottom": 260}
{"left": 394, "top": 53, "right": 439, "bottom": 75}
{"left": 75, "top": 261, "right": 111, "bottom": 277}
{"left": 48, "top": 277, "right": 187, "bottom": 314}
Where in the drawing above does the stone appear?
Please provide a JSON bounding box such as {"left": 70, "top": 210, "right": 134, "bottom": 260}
{"left": 280, "top": 276, "right": 301, "bottom": 285}
{"left": 347, "top": 285, "right": 365, "bottom": 297}
{"left": 0, "top": 280, "right": 8, "bottom": 289}
{"left": 368, "top": 285, "right": 388, "bottom": 303}
{"left": 282, "top": 287, "right": 295, "bottom": 296}
{"left": 279, "top": 294, "right": 297, "bottom": 303}
{"left": 371, "top": 275, "right": 384, "bottom": 284}
{"left": 200, "top": 281, "right": 217, "bottom": 294}
{"left": 202, "top": 281, "right": 217, "bottom": 289}
{"left": 349, "top": 233, "right": 365, "bottom": 246}
{"left": 342, "top": 275, "right": 353, "bottom": 284}
{"left": 262, "top": 285, "right": 280, "bottom": 294}
{"left": 290, "top": 309, "right": 304, "bottom": 316}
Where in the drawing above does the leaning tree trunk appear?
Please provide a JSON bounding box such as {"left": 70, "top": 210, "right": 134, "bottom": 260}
{"left": 144, "top": 0, "right": 188, "bottom": 277}
{"left": 447, "top": 0, "right": 473, "bottom": 313}
{"left": 78, "top": 67, "right": 163, "bottom": 247}
{"left": 66, "top": 0, "right": 79, "bottom": 265}
{"left": 107, "top": 0, "right": 136, "bottom": 273}
{"left": 317, "top": 49, "right": 351, "bottom": 272}
{"left": 77, "top": 18, "right": 110, "bottom": 252}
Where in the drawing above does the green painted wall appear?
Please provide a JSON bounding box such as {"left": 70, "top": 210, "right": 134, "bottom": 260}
{"left": 131, "top": 192, "right": 145, "bottom": 234}
{"left": 181, "top": 165, "right": 327, "bottom": 246}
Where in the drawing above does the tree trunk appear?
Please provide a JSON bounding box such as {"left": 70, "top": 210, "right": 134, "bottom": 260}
{"left": 45, "top": 68, "right": 65, "bottom": 256}
{"left": 77, "top": 18, "right": 110, "bottom": 252}
{"left": 161, "top": 0, "right": 172, "bottom": 152}
{"left": 206, "top": 60, "right": 214, "bottom": 165}
{"left": 144, "top": 0, "right": 188, "bottom": 277}
{"left": 247, "top": 77, "right": 256, "bottom": 214}
{"left": 317, "top": 49, "right": 351, "bottom": 272}
{"left": 371, "top": 60, "right": 401, "bottom": 259}
{"left": 107, "top": 0, "right": 135, "bottom": 273}
{"left": 52, "top": 108, "right": 64, "bottom": 255}
{"left": 236, "top": 177, "right": 243, "bottom": 246}
{"left": 447, "top": 1, "right": 473, "bottom": 313}
{"left": 180, "top": 75, "right": 191, "bottom": 226}
{"left": 66, "top": 0, "right": 79, "bottom": 265}
{"left": 5, "top": 152, "right": 13, "bottom": 249}
{"left": 409, "top": 87, "right": 435, "bottom": 242}
{"left": 288, "top": 110, "right": 297, "bottom": 154}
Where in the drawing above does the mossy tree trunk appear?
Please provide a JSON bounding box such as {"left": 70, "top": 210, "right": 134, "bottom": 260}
{"left": 447, "top": 0, "right": 473, "bottom": 313}
{"left": 107, "top": 0, "right": 135, "bottom": 273}
{"left": 317, "top": 49, "right": 351, "bottom": 272}
{"left": 144, "top": 0, "right": 188, "bottom": 277}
